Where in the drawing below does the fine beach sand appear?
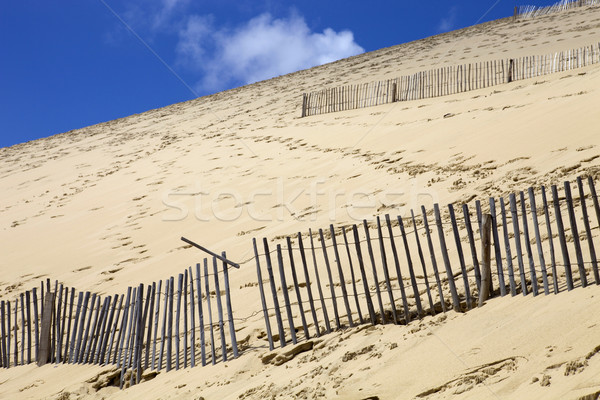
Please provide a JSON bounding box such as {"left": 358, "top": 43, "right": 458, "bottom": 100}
{"left": 1, "top": 5, "right": 600, "bottom": 400}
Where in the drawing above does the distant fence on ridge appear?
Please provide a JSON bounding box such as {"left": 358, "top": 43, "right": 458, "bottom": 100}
{"left": 515, "top": 0, "right": 600, "bottom": 20}
{"left": 300, "top": 42, "right": 600, "bottom": 117}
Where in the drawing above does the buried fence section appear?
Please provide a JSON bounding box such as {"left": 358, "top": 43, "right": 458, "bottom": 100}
{"left": 0, "top": 263, "right": 239, "bottom": 390}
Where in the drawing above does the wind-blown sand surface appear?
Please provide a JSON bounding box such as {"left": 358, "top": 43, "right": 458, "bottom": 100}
{"left": 1, "top": 5, "right": 600, "bottom": 400}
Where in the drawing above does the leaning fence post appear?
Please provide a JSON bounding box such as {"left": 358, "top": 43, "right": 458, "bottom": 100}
{"left": 263, "top": 239, "right": 286, "bottom": 348}
{"left": 221, "top": 254, "right": 238, "bottom": 358}
{"left": 253, "top": 238, "right": 274, "bottom": 351}
{"left": 564, "top": 181, "right": 588, "bottom": 287}
{"left": 433, "top": 205, "right": 461, "bottom": 312}
{"left": 213, "top": 257, "right": 228, "bottom": 361}
{"left": 552, "top": 185, "right": 574, "bottom": 290}
{"left": 578, "top": 177, "right": 600, "bottom": 285}
{"left": 478, "top": 215, "right": 492, "bottom": 307}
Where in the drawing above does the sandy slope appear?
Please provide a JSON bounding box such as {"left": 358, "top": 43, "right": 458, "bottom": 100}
{"left": 1, "top": 5, "right": 600, "bottom": 400}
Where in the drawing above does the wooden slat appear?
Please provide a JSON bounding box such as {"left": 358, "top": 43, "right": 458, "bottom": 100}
{"left": 106, "top": 294, "right": 124, "bottom": 365}
{"left": 308, "top": 229, "right": 331, "bottom": 333}
{"left": 79, "top": 293, "right": 98, "bottom": 364}
{"left": 342, "top": 227, "right": 363, "bottom": 325}
{"left": 520, "top": 191, "right": 539, "bottom": 296}
{"left": 7, "top": 301, "right": 11, "bottom": 367}
{"left": 183, "top": 271, "right": 188, "bottom": 368}
{"left": 410, "top": 210, "right": 435, "bottom": 315}
{"left": 53, "top": 285, "right": 63, "bottom": 363}
{"left": 83, "top": 295, "right": 101, "bottom": 363}
{"left": 552, "top": 185, "right": 574, "bottom": 290}
{"left": 489, "top": 198, "right": 507, "bottom": 296}
{"left": 253, "top": 238, "right": 274, "bottom": 350}
{"left": 99, "top": 294, "right": 118, "bottom": 365}
{"left": 376, "top": 216, "right": 398, "bottom": 323}
{"left": 528, "top": 188, "right": 550, "bottom": 294}
{"left": 187, "top": 270, "right": 196, "bottom": 368}
{"left": 319, "top": 229, "right": 341, "bottom": 329}
{"left": 1, "top": 301, "right": 7, "bottom": 367}
{"left": 384, "top": 214, "right": 411, "bottom": 323}
{"left": 25, "top": 291, "right": 32, "bottom": 364}
{"left": 263, "top": 239, "right": 286, "bottom": 347}
{"left": 579, "top": 177, "right": 600, "bottom": 284}
{"left": 421, "top": 207, "right": 446, "bottom": 313}
{"left": 221, "top": 256, "right": 238, "bottom": 358}
{"left": 161, "top": 278, "right": 171, "bottom": 371}
{"left": 74, "top": 291, "right": 90, "bottom": 363}
{"left": 214, "top": 257, "right": 229, "bottom": 362}
{"left": 478, "top": 214, "right": 493, "bottom": 307}
{"left": 329, "top": 226, "right": 354, "bottom": 328}
{"left": 564, "top": 181, "right": 588, "bottom": 287}
{"left": 151, "top": 280, "right": 163, "bottom": 369}
{"left": 509, "top": 194, "right": 529, "bottom": 296}
{"left": 196, "top": 263, "right": 206, "bottom": 366}
{"left": 362, "top": 221, "right": 386, "bottom": 323}
{"left": 168, "top": 276, "right": 178, "bottom": 370}
{"left": 92, "top": 296, "right": 109, "bottom": 364}
{"left": 275, "top": 245, "right": 296, "bottom": 344}
{"left": 203, "top": 260, "right": 216, "bottom": 364}
{"left": 462, "top": 204, "right": 482, "bottom": 291}
{"left": 352, "top": 224, "right": 377, "bottom": 325}
{"left": 175, "top": 273, "right": 183, "bottom": 370}
{"left": 145, "top": 282, "right": 156, "bottom": 369}
{"left": 297, "top": 233, "right": 321, "bottom": 336}
{"left": 500, "top": 198, "right": 517, "bottom": 296}
{"left": 20, "top": 294, "right": 25, "bottom": 365}
{"left": 434, "top": 204, "right": 461, "bottom": 311}
{"left": 37, "top": 292, "right": 55, "bottom": 366}
{"left": 58, "top": 287, "right": 69, "bottom": 364}
{"left": 396, "top": 215, "right": 424, "bottom": 317}
{"left": 448, "top": 204, "right": 473, "bottom": 309}
{"left": 286, "top": 237, "right": 310, "bottom": 338}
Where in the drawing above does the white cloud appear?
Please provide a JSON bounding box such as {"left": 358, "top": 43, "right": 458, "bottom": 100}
{"left": 438, "top": 7, "right": 459, "bottom": 33}
{"left": 176, "top": 12, "right": 364, "bottom": 92}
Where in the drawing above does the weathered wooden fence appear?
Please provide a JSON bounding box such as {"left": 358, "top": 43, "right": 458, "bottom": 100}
{"left": 2, "top": 175, "right": 600, "bottom": 385}
{"left": 301, "top": 41, "right": 600, "bottom": 117}
{"left": 515, "top": 0, "right": 600, "bottom": 20}
{"left": 254, "top": 175, "right": 600, "bottom": 349}
{"left": 0, "top": 256, "right": 238, "bottom": 389}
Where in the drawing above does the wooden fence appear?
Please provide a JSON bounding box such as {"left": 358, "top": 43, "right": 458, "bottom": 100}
{"left": 2, "top": 175, "right": 600, "bottom": 386}
{"left": 254, "top": 175, "right": 600, "bottom": 349}
{"left": 0, "top": 256, "right": 238, "bottom": 389}
{"left": 515, "top": 0, "right": 600, "bottom": 20}
{"left": 301, "top": 41, "right": 600, "bottom": 117}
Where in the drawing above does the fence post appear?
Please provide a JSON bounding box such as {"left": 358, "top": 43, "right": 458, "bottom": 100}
{"left": 301, "top": 94, "right": 307, "bottom": 118}
{"left": 478, "top": 215, "right": 492, "bottom": 307}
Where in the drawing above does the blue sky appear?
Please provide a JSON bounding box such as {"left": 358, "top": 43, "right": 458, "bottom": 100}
{"left": 0, "top": 0, "right": 561, "bottom": 148}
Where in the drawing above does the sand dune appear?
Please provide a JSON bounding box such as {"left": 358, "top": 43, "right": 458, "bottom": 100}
{"left": 1, "top": 5, "right": 600, "bottom": 400}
